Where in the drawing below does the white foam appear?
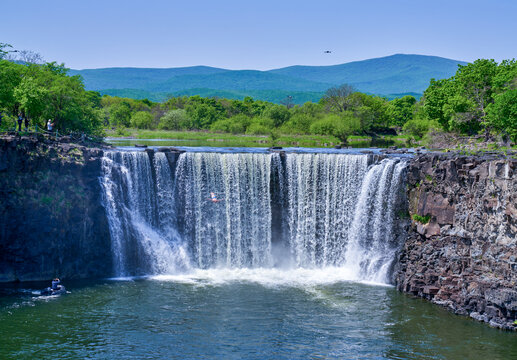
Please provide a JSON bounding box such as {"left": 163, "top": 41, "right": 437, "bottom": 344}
{"left": 149, "top": 267, "right": 393, "bottom": 288}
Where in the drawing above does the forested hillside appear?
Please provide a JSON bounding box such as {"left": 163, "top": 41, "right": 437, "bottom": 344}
{"left": 70, "top": 54, "right": 467, "bottom": 103}
{"left": 2, "top": 42, "right": 515, "bottom": 147}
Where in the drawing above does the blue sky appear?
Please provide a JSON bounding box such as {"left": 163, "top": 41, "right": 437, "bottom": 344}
{"left": 1, "top": 0, "right": 516, "bottom": 70}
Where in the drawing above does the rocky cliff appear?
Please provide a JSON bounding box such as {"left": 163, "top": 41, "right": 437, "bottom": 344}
{"left": 1, "top": 136, "right": 516, "bottom": 330}
{"left": 0, "top": 135, "right": 112, "bottom": 282}
{"left": 396, "top": 153, "right": 517, "bottom": 330}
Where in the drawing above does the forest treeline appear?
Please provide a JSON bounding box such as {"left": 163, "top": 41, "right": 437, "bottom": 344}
{"left": 1, "top": 43, "right": 516, "bottom": 144}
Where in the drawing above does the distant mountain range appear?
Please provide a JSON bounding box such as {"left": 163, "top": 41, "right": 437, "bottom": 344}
{"left": 69, "top": 54, "right": 467, "bottom": 103}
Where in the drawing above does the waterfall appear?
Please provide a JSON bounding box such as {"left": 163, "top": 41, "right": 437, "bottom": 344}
{"left": 284, "top": 154, "right": 369, "bottom": 267}
{"left": 100, "top": 151, "right": 191, "bottom": 276}
{"left": 175, "top": 152, "right": 273, "bottom": 269}
{"left": 100, "top": 150, "right": 407, "bottom": 283}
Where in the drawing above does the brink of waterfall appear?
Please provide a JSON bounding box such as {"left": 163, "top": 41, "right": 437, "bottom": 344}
{"left": 100, "top": 150, "right": 407, "bottom": 284}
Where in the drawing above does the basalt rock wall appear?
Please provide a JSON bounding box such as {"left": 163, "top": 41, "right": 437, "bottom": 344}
{"left": 396, "top": 153, "right": 517, "bottom": 330}
{"left": 0, "top": 136, "right": 112, "bottom": 282}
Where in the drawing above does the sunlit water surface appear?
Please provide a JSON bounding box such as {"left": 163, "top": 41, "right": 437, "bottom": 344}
{"left": 1, "top": 271, "right": 516, "bottom": 359}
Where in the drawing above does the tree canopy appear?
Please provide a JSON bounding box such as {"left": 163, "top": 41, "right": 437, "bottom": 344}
{"left": 0, "top": 59, "right": 104, "bottom": 135}
{"left": 1, "top": 50, "right": 515, "bottom": 147}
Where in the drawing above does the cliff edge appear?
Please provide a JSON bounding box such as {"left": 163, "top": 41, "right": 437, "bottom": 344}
{"left": 0, "top": 135, "right": 112, "bottom": 282}
{"left": 396, "top": 153, "right": 517, "bottom": 330}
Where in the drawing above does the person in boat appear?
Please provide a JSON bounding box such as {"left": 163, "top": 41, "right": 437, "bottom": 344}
{"left": 41, "top": 277, "right": 65, "bottom": 295}
{"left": 51, "top": 278, "right": 61, "bottom": 290}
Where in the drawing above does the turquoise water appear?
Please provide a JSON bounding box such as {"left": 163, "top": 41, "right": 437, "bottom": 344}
{"left": 1, "top": 273, "right": 516, "bottom": 359}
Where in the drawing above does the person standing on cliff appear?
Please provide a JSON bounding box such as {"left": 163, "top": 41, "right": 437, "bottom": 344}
{"left": 17, "top": 113, "right": 23, "bottom": 132}
{"left": 24, "top": 116, "right": 29, "bottom": 131}
{"left": 47, "top": 119, "right": 54, "bottom": 132}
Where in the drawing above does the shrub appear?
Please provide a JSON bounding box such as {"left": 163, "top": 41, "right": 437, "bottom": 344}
{"left": 310, "top": 116, "right": 339, "bottom": 136}
{"left": 487, "top": 89, "right": 517, "bottom": 142}
{"left": 109, "top": 102, "right": 132, "bottom": 127}
{"left": 403, "top": 118, "right": 440, "bottom": 139}
{"left": 279, "top": 114, "right": 314, "bottom": 134}
{"left": 412, "top": 214, "right": 431, "bottom": 224}
{"left": 246, "top": 123, "right": 271, "bottom": 135}
{"left": 263, "top": 104, "right": 290, "bottom": 127}
{"left": 309, "top": 114, "right": 360, "bottom": 142}
{"left": 130, "top": 111, "right": 154, "bottom": 129}
{"left": 158, "top": 109, "right": 190, "bottom": 130}
{"left": 210, "top": 114, "right": 250, "bottom": 134}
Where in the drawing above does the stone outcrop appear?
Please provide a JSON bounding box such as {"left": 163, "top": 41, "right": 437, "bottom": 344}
{"left": 0, "top": 135, "right": 112, "bottom": 282}
{"left": 396, "top": 153, "right": 517, "bottom": 331}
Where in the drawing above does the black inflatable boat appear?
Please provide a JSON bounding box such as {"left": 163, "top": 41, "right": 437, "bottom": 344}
{"left": 40, "top": 285, "right": 66, "bottom": 296}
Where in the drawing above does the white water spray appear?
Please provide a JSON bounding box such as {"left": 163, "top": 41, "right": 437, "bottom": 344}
{"left": 100, "top": 150, "right": 407, "bottom": 284}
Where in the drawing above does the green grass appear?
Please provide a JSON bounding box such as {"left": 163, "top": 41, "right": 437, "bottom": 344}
{"left": 105, "top": 129, "right": 341, "bottom": 148}
{"left": 105, "top": 129, "right": 415, "bottom": 148}
{"left": 412, "top": 214, "right": 431, "bottom": 224}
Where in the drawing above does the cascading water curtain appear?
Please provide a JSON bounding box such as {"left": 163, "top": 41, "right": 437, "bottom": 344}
{"left": 101, "top": 150, "right": 407, "bottom": 283}
{"left": 175, "top": 152, "right": 273, "bottom": 268}
{"left": 100, "top": 151, "right": 190, "bottom": 276}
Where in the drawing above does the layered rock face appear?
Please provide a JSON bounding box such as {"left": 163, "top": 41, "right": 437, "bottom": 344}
{"left": 396, "top": 153, "right": 517, "bottom": 330}
{"left": 0, "top": 136, "right": 112, "bottom": 282}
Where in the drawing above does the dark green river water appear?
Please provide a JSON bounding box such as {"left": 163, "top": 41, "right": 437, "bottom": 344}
{"left": 1, "top": 272, "right": 515, "bottom": 359}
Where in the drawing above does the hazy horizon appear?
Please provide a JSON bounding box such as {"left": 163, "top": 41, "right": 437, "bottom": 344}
{"left": 68, "top": 53, "right": 466, "bottom": 71}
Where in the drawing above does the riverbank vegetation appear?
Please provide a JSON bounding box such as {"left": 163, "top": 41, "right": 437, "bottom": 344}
{"left": 0, "top": 43, "right": 103, "bottom": 136}
{"left": 2, "top": 43, "right": 516, "bottom": 148}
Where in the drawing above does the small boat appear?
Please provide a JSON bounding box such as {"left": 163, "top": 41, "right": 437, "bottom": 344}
{"left": 40, "top": 285, "right": 66, "bottom": 296}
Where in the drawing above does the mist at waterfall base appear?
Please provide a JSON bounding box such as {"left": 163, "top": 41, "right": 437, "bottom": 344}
{"left": 2, "top": 149, "right": 516, "bottom": 359}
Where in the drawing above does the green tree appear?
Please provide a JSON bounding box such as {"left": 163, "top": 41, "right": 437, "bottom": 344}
{"left": 492, "top": 59, "right": 517, "bottom": 92}
{"left": 402, "top": 118, "right": 440, "bottom": 139}
{"left": 185, "top": 102, "right": 223, "bottom": 129}
{"left": 158, "top": 109, "right": 190, "bottom": 130}
{"left": 442, "top": 94, "right": 479, "bottom": 134}
{"left": 109, "top": 102, "right": 132, "bottom": 127}
{"left": 210, "top": 114, "right": 250, "bottom": 134}
{"left": 279, "top": 113, "right": 314, "bottom": 134}
{"left": 387, "top": 95, "right": 417, "bottom": 127}
{"left": 309, "top": 113, "right": 360, "bottom": 143}
{"left": 422, "top": 78, "right": 455, "bottom": 130}
{"left": 291, "top": 101, "right": 325, "bottom": 118}
{"left": 453, "top": 59, "right": 498, "bottom": 134}
{"left": 131, "top": 111, "right": 153, "bottom": 129}
{"left": 321, "top": 84, "right": 355, "bottom": 112}
{"left": 263, "top": 104, "right": 290, "bottom": 127}
{"left": 14, "top": 76, "right": 48, "bottom": 124}
{"left": 0, "top": 60, "right": 23, "bottom": 113}
{"left": 335, "top": 113, "right": 361, "bottom": 143}
{"left": 246, "top": 116, "right": 274, "bottom": 135}
{"left": 487, "top": 89, "right": 517, "bottom": 142}
{"left": 310, "top": 116, "right": 339, "bottom": 136}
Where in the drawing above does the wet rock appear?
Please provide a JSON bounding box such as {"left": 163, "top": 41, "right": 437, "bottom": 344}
{"left": 397, "top": 152, "right": 517, "bottom": 331}
{"left": 0, "top": 136, "right": 112, "bottom": 282}
{"left": 423, "top": 285, "right": 440, "bottom": 295}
